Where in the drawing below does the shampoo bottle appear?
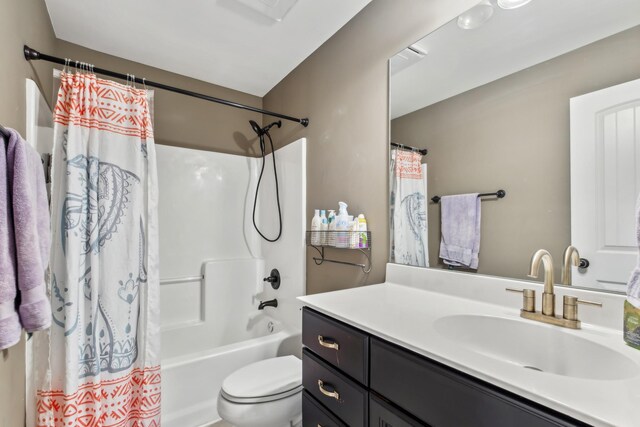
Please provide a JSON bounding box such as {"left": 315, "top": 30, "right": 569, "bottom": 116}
{"left": 350, "top": 217, "right": 359, "bottom": 248}
{"left": 320, "top": 210, "right": 328, "bottom": 245}
{"left": 358, "top": 214, "right": 368, "bottom": 248}
{"left": 311, "top": 209, "right": 321, "bottom": 245}
{"left": 327, "top": 210, "right": 336, "bottom": 247}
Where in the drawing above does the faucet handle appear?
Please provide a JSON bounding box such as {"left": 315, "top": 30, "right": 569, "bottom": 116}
{"left": 506, "top": 288, "right": 536, "bottom": 312}
{"left": 562, "top": 295, "right": 602, "bottom": 321}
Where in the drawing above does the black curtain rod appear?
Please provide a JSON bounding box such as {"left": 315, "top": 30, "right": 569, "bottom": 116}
{"left": 23, "top": 45, "right": 309, "bottom": 128}
{"left": 431, "top": 189, "right": 506, "bottom": 204}
{"left": 391, "top": 142, "right": 427, "bottom": 156}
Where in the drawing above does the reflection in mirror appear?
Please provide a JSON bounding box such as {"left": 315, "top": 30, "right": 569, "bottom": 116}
{"left": 25, "top": 79, "right": 54, "bottom": 199}
{"left": 388, "top": 0, "right": 640, "bottom": 293}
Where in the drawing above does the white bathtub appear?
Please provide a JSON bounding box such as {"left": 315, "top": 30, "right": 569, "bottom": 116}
{"left": 161, "top": 314, "right": 301, "bottom": 427}
{"left": 157, "top": 140, "right": 307, "bottom": 427}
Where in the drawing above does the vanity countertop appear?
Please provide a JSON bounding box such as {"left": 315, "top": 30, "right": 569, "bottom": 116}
{"left": 298, "top": 264, "right": 640, "bottom": 427}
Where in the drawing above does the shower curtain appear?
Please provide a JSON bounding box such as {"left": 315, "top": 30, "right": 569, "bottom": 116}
{"left": 390, "top": 148, "right": 429, "bottom": 267}
{"left": 31, "top": 72, "right": 161, "bottom": 427}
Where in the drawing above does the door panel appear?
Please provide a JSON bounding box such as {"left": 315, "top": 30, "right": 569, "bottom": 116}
{"left": 570, "top": 78, "right": 640, "bottom": 291}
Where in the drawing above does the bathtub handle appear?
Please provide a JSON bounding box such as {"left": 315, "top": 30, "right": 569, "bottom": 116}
{"left": 317, "top": 380, "right": 340, "bottom": 401}
{"left": 317, "top": 335, "right": 339, "bottom": 351}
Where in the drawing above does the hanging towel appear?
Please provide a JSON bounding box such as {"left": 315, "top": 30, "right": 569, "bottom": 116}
{"left": 0, "top": 131, "right": 20, "bottom": 350}
{"left": 439, "top": 193, "right": 481, "bottom": 269}
{"left": 5, "top": 128, "right": 51, "bottom": 333}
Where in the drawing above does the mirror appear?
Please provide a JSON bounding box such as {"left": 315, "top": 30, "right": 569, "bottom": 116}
{"left": 388, "top": 0, "right": 640, "bottom": 293}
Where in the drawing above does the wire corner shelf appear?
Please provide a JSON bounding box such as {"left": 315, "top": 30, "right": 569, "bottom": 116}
{"left": 306, "top": 231, "right": 372, "bottom": 273}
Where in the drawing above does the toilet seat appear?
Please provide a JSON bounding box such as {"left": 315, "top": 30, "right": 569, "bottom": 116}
{"left": 220, "top": 356, "right": 302, "bottom": 404}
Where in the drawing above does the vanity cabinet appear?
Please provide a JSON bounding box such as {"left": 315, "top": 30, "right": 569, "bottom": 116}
{"left": 302, "top": 307, "right": 588, "bottom": 427}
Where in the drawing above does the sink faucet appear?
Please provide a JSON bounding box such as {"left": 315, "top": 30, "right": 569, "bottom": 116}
{"left": 528, "top": 249, "right": 555, "bottom": 316}
{"left": 561, "top": 246, "right": 580, "bottom": 286}
{"left": 507, "top": 249, "right": 602, "bottom": 329}
{"left": 258, "top": 299, "right": 278, "bottom": 310}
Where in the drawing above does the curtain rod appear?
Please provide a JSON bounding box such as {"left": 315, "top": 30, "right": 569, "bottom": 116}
{"left": 390, "top": 142, "right": 427, "bottom": 156}
{"left": 431, "top": 190, "right": 506, "bottom": 204}
{"left": 23, "top": 45, "right": 309, "bottom": 128}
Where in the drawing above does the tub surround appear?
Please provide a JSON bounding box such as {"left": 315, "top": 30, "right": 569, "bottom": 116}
{"left": 299, "top": 264, "right": 640, "bottom": 426}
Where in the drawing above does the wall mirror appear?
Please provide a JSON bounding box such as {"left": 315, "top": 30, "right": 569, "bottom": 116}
{"left": 388, "top": 0, "right": 640, "bottom": 294}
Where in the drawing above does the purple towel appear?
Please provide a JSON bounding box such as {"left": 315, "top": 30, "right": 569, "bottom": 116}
{"left": 0, "top": 131, "right": 20, "bottom": 350}
{"left": 439, "top": 193, "right": 481, "bottom": 269}
{"left": 5, "top": 128, "right": 51, "bottom": 334}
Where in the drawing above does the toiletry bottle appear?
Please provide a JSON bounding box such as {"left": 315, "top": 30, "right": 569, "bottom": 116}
{"left": 358, "top": 214, "right": 368, "bottom": 248}
{"left": 335, "top": 202, "right": 349, "bottom": 248}
{"left": 327, "top": 210, "right": 336, "bottom": 246}
{"left": 311, "top": 209, "right": 321, "bottom": 245}
{"left": 350, "top": 217, "right": 359, "bottom": 248}
{"left": 320, "top": 210, "right": 328, "bottom": 245}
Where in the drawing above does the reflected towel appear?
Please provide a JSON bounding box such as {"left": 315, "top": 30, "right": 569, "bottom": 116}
{"left": 439, "top": 193, "right": 481, "bottom": 269}
{"left": 5, "top": 128, "right": 51, "bottom": 333}
{"left": 0, "top": 130, "right": 20, "bottom": 350}
{"left": 627, "top": 194, "right": 640, "bottom": 308}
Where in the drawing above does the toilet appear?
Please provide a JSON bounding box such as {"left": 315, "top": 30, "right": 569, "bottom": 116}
{"left": 217, "top": 355, "right": 303, "bottom": 427}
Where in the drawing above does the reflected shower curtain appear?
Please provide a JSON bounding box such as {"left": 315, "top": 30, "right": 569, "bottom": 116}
{"left": 389, "top": 148, "right": 429, "bottom": 267}
{"left": 32, "top": 72, "right": 161, "bottom": 427}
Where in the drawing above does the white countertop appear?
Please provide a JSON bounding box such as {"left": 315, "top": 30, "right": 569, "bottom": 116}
{"left": 298, "top": 264, "right": 640, "bottom": 427}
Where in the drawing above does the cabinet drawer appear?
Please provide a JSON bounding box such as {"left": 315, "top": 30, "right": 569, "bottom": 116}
{"left": 370, "top": 338, "right": 586, "bottom": 427}
{"left": 370, "top": 393, "right": 426, "bottom": 427}
{"left": 303, "top": 307, "right": 369, "bottom": 384}
{"left": 303, "top": 391, "right": 347, "bottom": 427}
{"left": 303, "top": 348, "right": 368, "bottom": 427}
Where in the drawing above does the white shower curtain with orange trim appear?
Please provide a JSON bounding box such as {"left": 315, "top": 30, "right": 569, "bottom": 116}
{"left": 31, "top": 71, "right": 161, "bottom": 427}
{"left": 390, "top": 148, "right": 429, "bottom": 267}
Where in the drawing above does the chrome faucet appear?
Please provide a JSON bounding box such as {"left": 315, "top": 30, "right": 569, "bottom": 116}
{"left": 506, "top": 249, "right": 602, "bottom": 329}
{"left": 561, "top": 246, "right": 580, "bottom": 286}
{"left": 528, "top": 249, "right": 555, "bottom": 316}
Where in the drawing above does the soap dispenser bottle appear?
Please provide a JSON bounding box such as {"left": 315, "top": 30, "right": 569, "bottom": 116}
{"left": 335, "top": 202, "right": 349, "bottom": 248}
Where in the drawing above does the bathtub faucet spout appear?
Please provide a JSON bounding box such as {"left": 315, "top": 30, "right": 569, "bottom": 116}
{"left": 258, "top": 299, "right": 278, "bottom": 310}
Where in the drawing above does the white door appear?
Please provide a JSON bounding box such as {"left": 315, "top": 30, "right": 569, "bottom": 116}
{"left": 570, "top": 78, "right": 640, "bottom": 292}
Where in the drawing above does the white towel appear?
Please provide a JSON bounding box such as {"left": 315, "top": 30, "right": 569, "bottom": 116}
{"left": 439, "top": 193, "right": 481, "bottom": 269}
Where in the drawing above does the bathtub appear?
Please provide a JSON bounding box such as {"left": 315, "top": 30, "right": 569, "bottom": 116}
{"left": 161, "top": 313, "right": 301, "bottom": 427}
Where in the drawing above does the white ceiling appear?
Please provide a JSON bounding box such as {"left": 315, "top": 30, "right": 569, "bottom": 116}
{"left": 390, "top": 0, "right": 640, "bottom": 119}
{"left": 44, "top": 0, "right": 371, "bottom": 97}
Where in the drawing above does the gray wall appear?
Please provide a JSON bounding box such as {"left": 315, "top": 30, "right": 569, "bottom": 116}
{"left": 391, "top": 26, "right": 640, "bottom": 282}
{"left": 263, "top": 0, "right": 479, "bottom": 295}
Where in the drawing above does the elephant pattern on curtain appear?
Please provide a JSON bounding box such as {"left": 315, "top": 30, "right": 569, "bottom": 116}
{"left": 32, "top": 72, "right": 161, "bottom": 427}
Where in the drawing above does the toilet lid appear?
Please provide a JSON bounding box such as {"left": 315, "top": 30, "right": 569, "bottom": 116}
{"left": 221, "top": 356, "right": 302, "bottom": 403}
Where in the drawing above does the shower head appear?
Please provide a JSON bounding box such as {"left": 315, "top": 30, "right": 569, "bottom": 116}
{"left": 248, "top": 120, "right": 282, "bottom": 137}
{"left": 249, "top": 120, "right": 263, "bottom": 136}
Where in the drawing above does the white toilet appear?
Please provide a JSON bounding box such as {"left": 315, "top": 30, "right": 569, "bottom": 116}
{"left": 217, "top": 355, "right": 303, "bottom": 427}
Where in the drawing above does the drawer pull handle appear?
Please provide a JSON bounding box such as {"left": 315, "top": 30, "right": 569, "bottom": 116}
{"left": 318, "top": 335, "right": 339, "bottom": 350}
{"left": 317, "top": 380, "right": 340, "bottom": 401}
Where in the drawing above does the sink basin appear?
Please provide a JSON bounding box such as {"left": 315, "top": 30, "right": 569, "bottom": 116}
{"left": 434, "top": 314, "right": 639, "bottom": 381}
